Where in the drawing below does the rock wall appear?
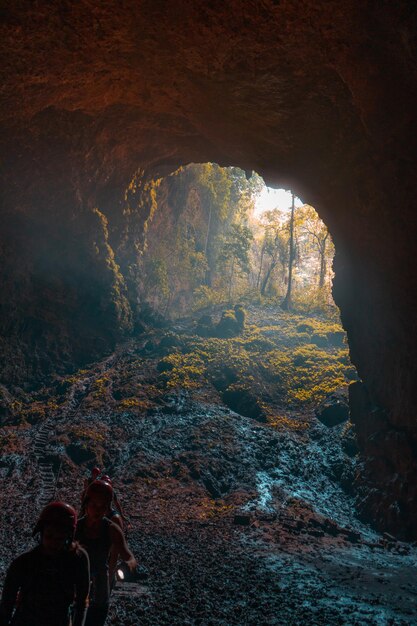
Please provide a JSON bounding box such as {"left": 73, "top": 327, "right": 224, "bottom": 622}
{"left": 1, "top": 1, "right": 417, "bottom": 535}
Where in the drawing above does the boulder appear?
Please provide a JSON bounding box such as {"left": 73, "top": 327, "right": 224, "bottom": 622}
{"left": 222, "top": 387, "right": 267, "bottom": 422}
{"left": 66, "top": 443, "right": 95, "bottom": 465}
{"left": 156, "top": 360, "right": 174, "bottom": 373}
{"left": 327, "top": 331, "right": 345, "bottom": 347}
{"left": 158, "top": 334, "right": 182, "bottom": 350}
{"left": 215, "top": 310, "right": 240, "bottom": 338}
{"left": 315, "top": 398, "right": 349, "bottom": 427}
{"left": 341, "top": 422, "right": 359, "bottom": 457}
{"left": 311, "top": 334, "right": 328, "bottom": 348}
{"left": 233, "top": 513, "right": 251, "bottom": 526}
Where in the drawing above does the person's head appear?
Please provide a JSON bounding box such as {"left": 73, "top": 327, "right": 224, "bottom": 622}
{"left": 84, "top": 479, "right": 113, "bottom": 522}
{"left": 91, "top": 466, "right": 101, "bottom": 480}
{"left": 33, "top": 502, "right": 77, "bottom": 555}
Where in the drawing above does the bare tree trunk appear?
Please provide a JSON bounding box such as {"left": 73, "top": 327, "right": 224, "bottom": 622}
{"left": 281, "top": 193, "right": 295, "bottom": 311}
{"left": 256, "top": 242, "right": 266, "bottom": 290}
{"left": 260, "top": 260, "right": 277, "bottom": 296}
{"left": 228, "top": 257, "right": 235, "bottom": 301}
{"left": 204, "top": 203, "right": 213, "bottom": 286}
{"left": 164, "top": 291, "right": 172, "bottom": 317}
{"left": 319, "top": 233, "right": 329, "bottom": 288}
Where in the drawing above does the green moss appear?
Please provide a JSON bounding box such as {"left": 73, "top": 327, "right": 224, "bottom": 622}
{"left": 265, "top": 343, "right": 349, "bottom": 405}
{"left": 158, "top": 352, "right": 206, "bottom": 389}
{"left": 159, "top": 311, "right": 352, "bottom": 410}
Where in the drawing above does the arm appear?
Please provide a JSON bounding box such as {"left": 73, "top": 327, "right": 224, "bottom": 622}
{"left": 108, "top": 544, "right": 119, "bottom": 586}
{"left": 109, "top": 524, "right": 137, "bottom": 576}
{"left": 0, "top": 559, "right": 21, "bottom": 626}
{"left": 72, "top": 548, "right": 90, "bottom": 626}
{"left": 109, "top": 513, "right": 123, "bottom": 530}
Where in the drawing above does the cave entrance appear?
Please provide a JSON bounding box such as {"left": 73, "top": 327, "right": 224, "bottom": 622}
{"left": 136, "top": 163, "right": 337, "bottom": 318}
{"left": 130, "top": 163, "right": 356, "bottom": 430}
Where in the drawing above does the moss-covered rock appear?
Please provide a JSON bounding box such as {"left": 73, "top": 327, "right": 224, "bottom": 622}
{"left": 215, "top": 310, "right": 240, "bottom": 338}
{"left": 315, "top": 398, "right": 349, "bottom": 427}
{"left": 222, "top": 385, "right": 266, "bottom": 422}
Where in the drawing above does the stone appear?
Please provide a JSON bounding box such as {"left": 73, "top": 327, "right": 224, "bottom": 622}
{"left": 233, "top": 513, "right": 251, "bottom": 526}
{"left": 156, "top": 360, "right": 174, "bottom": 373}
{"left": 315, "top": 399, "right": 349, "bottom": 427}
{"left": 203, "top": 477, "right": 222, "bottom": 499}
{"left": 158, "top": 334, "right": 182, "bottom": 350}
{"left": 310, "top": 334, "right": 328, "bottom": 348}
{"left": 142, "top": 340, "right": 156, "bottom": 353}
{"left": 215, "top": 311, "right": 240, "bottom": 338}
{"left": 327, "top": 331, "right": 345, "bottom": 347}
{"left": 222, "top": 387, "right": 267, "bottom": 422}
{"left": 65, "top": 443, "right": 95, "bottom": 465}
{"left": 341, "top": 423, "right": 359, "bottom": 457}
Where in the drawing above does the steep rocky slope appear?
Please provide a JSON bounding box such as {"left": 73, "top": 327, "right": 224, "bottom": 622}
{"left": 1, "top": 0, "right": 417, "bottom": 540}
{"left": 1, "top": 309, "right": 417, "bottom": 624}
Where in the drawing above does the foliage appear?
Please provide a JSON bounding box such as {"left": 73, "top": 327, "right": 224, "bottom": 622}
{"left": 158, "top": 309, "right": 351, "bottom": 415}
{"left": 192, "top": 285, "right": 224, "bottom": 310}
{"left": 92, "top": 376, "right": 110, "bottom": 398}
{"left": 88, "top": 208, "right": 133, "bottom": 334}
{"left": 265, "top": 345, "right": 347, "bottom": 404}
{"left": 0, "top": 422, "right": 30, "bottom": 453}
{"left": 71, "top": 425, "right": 106, "bottom": 443}
{"left": 158, "top": 352, "right": 206, "bottom": 389}
{"left": 251, "top": 201, "right": 335, "bottom": 313}
{"left": 119, "top": 163, "right": 336, "bottom": 320}
{"left": 117, "top": 397, "right": 154, "bottom": 412}
{"left": 138, "top": 164, "right": 258, "bottom": 315}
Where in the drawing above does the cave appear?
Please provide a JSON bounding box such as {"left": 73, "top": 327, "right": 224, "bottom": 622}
{"left": 1, "top": 2, "right": 417, "bottom": 621}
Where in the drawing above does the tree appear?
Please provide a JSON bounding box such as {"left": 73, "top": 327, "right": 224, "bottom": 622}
{"left": 281, "top": 193, "right": 296, "bottom": 311}
{"left": 298, "top": 204, "right": 333, "bottom": 288}
{"left": 139, "top": 164, "right": 259, "bottom": 314}
{"left": 255, "top": 209, "right": 288, "bottom": 296}
{"left": 219, "top": 222, "right": 253, "bottom": 299}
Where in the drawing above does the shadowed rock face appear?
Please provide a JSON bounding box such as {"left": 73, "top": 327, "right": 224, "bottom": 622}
{"left": 1, "top": 1, "right": 417, "bottom": 535}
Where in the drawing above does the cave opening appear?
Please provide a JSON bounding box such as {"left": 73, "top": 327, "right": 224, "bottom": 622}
{"left": 127, "top": 163, "right": 338, "bottom": 320}
{"left": 113, "top": 160, "right": 360, "bottom": 508}
{"left": 2, "top": 1, "right": 417, "bottom": 620}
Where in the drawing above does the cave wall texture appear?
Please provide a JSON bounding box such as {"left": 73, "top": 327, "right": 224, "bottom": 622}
{"left": 1, "top": 0, "right": 417, "bottom": 536}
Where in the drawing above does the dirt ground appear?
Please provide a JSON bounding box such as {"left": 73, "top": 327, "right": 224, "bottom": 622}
{"left": 1, "top": 310, "right": 417, "bottom": 625}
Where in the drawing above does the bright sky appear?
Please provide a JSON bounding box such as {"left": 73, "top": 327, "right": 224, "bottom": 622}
{"left": 254, "top": 186, "right": 304, "bottom": 218}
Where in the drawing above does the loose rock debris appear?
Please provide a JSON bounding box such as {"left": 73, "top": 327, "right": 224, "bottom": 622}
{"left": 1, "top": 318, "right": 417, "bottom": 625}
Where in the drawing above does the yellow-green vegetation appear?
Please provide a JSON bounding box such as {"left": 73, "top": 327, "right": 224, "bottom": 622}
{"left": 65, "top": 369, "right": 89, "bottom": 385}
{"left": 4, "top": 399, "right": 61, "bottom": 426}
{"left": 158, "top": 352, "right": 206, "bottom": 389}
{"left": 65, "top": 376, "right": 79, "bottom": 385}
{"left": 70, "top": 425, "right": 106, "bottom": 443}
{"left": 192, "top": 285, "right": 224, "bottom": 310}
{"left": 10, "top": 400, "right": 23, "bottom": 413}
{"left": 265, "top": 345, "right": 347, "bottom": 404}
{"left": 117, "top": 397, "right": 154, "bottom": 412}
{"left": 92, "top": 376, "right": 109, "bottom": 398}
{"left": 139, "top": 164, "right": 258, "bottom": 316}
{"left": 159, "top": 311, "right": 352, "bottom": 413}
{"left": 88, "top": 207, "right": 133, "bottom": 333}
{"left": 22, "top": 400, "right": 59, "bottom": 422}
{"left": 268, "top": 413, "right": 309, "bottom": 431}
{"left": 198, "top": 497, "right": 234, "bottom": 520}
{"left": 62, "top": 423, "right": 108, "bottom": 466}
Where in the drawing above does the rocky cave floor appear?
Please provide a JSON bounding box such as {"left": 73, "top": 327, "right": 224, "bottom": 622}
{"left": 1, "top": 307, "right": 417, "bottom": 625}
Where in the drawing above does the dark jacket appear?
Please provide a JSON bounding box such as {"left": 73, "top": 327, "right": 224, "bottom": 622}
{"left": 0, "top": 544, "right": 90, "bottom": 626}
{"left": 75, "top": 517, "right": 112, "bottom": 607}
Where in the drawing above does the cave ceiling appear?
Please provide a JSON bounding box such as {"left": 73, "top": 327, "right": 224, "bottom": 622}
{"left": 1, "top": 0, "right": 415, "bottom": 211}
